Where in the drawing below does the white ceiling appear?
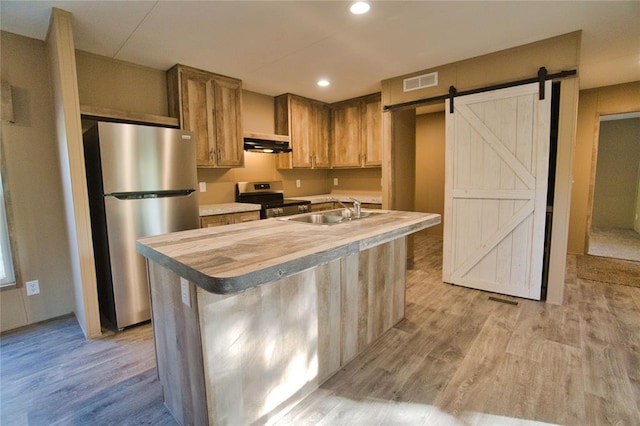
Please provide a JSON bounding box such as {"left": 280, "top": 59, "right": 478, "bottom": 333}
{"left": 1, "top": 1, "right": 639, "bottom": 104}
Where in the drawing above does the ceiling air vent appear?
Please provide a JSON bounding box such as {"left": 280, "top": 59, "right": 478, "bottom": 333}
{"left": 403, "top": 72, "right": 438, "bottom": 92}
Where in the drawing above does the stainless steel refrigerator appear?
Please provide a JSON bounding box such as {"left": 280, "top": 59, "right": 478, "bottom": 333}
{"left": 83, "top": 122, "right": 199, "bottom": 330}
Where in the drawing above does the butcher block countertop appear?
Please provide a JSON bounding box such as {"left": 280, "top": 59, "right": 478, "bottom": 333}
{"left": 137, "top": 210, "right": 440, "bottom": 295}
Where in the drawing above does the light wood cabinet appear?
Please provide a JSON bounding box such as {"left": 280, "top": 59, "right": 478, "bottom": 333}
{"left": 168, "top": 64, "right": 243, "bottom": 168}
{"left": 331, "top": 93, "right": 382, "bottom": 168}
{"left": 200, "top": 211, "right": 259, "bottom": 228}
{"left": 275, "top": 94, "right": 331, "bottom": 169}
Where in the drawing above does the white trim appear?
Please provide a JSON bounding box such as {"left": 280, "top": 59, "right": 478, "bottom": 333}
{"left": 0, "top": 171, "right": 15, "bottom": 287}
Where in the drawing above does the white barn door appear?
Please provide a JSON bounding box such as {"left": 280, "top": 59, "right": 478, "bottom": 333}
{"left": 442, "top": 82, "right": 551, "bottom": 300}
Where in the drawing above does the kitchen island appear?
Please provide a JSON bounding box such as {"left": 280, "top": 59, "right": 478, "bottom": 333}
{"left": 137, "top": 210, "right": 440, "bottom": 425}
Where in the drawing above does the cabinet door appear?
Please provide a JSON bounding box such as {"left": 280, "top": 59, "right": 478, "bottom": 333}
{"left": 313, "top": 103, "right": 331, "bottom": 168}
{"left": 290, "top": 97, "right": 313, "bottom": 168}
{"left": 200, "top": 214, "right": 233, "bottom": 228}
{"left": 332, "top": 102, "right": 361, "bottom": 168}
{"left": 362, "top": 95, "right": 382, "bottom": 167}
{"left": 181, "top": 70, "right": 216, "bottom": 166}
{"left": 212, "top": 77, "right": 244, "bottom": 167}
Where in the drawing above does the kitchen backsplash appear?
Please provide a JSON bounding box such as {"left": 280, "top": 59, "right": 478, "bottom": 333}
{"left": 196, "top": 156, "right": 382, "bottom": 205}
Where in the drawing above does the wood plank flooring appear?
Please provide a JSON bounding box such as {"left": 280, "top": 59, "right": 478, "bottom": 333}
{"left": 2, "top": 232, "right": 638, "bottom": 425}
{"left": 0, "top": 315, "right": 175, "bottom": 425}
{"left": 277, "top": 233, "right": 640, "bottom": 425}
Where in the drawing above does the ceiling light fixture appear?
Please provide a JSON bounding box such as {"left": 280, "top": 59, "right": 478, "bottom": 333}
{"left": 317, "top": 79, "right": 330, "bottom": 87}
{"left": 350, "top": 2, "right": 370, "bottom": 15}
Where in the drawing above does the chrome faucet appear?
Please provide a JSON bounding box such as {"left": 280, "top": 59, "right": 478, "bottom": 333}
{"left": 327, "top": 197, "right": 362, "bottom": 218}
{"left": 350, "top": 197, "right": 362, "bottom": 218}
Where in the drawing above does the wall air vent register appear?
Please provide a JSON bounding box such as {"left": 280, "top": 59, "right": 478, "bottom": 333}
{"left": 403, "top": 72, "right": 438, "bottom": 92}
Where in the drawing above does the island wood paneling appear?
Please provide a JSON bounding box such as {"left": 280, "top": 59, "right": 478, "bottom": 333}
{"left": 148, "top": 264, "right": 207, "bottom": 426}
{"left": 341, "top": 237, "right": 406, "bottom": 364}
{"left": 146, "top": 236, "right": 412, "bottom": 425}
{"left": 196, "top": 259, "right": 341, "bottom": 425}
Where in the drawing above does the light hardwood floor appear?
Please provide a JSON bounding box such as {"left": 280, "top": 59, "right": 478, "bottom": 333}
{"left": 2, "top": 233, "right": 638, "bottom": 425}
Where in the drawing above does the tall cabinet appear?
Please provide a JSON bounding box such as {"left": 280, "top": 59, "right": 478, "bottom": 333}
{"left": 332, "top": 93, "right": 382, "bottom": 168}
{"left": 167, "top": 64, "right": 244, "bottom": 168}
{"left": 275, "top": 94, "right": 331, "bottom": 169}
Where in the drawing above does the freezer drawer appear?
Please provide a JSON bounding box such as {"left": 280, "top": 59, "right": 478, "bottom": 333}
{"left": 102, "top": 193, "right": 199, "bottom": 329}
{"left": 93, "top": 122, "right": 197, "bottom": 194}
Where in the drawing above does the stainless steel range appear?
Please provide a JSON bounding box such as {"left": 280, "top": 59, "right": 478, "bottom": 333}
{"left": 236, "top": 181, "right": 310, "bottom": 219}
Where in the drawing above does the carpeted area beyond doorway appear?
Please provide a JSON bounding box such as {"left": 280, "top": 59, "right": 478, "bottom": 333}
{"left": 577, "top": 255, "right": 640, "bottom": 288}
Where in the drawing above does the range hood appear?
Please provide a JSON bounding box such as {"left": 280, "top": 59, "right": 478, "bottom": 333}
{"left": 244, "top": 132, "right": 292, "bottom": 153}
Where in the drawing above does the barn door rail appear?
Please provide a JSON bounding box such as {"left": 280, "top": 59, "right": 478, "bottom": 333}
{"left": 383, "top": 67, "right": 577, "bottom": 113}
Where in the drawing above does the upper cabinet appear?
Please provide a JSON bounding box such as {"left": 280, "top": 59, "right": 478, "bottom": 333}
{"left": 275, "top": 94, "right": 331, "bottom": 169}
{"left": 167, "top": 65, "right": 244, "bottom": 168}
{"left": 332, "top": 93, "right": 382, "bottom": 168}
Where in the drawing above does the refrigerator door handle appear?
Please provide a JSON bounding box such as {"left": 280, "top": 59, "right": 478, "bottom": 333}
{"left": 110, "top": 189, "right": 196, "bottom": 200}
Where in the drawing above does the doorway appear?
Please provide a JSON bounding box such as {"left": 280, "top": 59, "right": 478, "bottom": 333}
{"left": 586, "top": 113, "right": 640, "bottom": 262}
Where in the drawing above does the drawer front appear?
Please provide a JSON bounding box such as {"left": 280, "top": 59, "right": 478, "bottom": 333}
{"left": 232, "top": 211, "right": 260, "bottom": 223}
{"left": 200, "top": 214, "right": 233, "bottom": 228}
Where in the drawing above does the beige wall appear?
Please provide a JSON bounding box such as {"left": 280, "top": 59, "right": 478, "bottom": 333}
{"left": 382, "top": 32, "right": 580, "bottom": 108}
{"left": 328, "top": 168, "right": 381, "bottom": 194}
{"left": 391, "top": 109, "right": 416, "bottom": 212}
{"left": 0, "top": 31, "right": 75, "bottom": 332}
{"left": 568, "top": 81, "right": 640, "bottom": 254}
{"left": 76, "top": 51, "right": 168, "bottom": 117}
{"left": 591, "top": 118, "right": 640, "bottom": 228}
{"left": 415, "top": 111, "right": 445, "bottom": 236}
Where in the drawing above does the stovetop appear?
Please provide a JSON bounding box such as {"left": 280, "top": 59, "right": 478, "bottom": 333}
{"left": 235, "top": 181, "right": 310, "bottom": 209}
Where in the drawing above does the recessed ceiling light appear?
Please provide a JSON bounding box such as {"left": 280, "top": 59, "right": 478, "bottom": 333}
{"left": 350, "top": 2, "right": 370, "bottom": 15}
{"left": 317, "top": 79, "right": 330, "bottom": 87}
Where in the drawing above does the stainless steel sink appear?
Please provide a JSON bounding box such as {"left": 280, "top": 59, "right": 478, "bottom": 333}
{"left": 282, "top": 209, "right": 384, "bottom": 225}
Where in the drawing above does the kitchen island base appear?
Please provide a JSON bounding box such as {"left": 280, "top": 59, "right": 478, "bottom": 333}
{"left": 149, "top": 237, "right": 407, "bottom": 425}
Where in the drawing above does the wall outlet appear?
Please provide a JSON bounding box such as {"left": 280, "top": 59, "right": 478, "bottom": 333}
{"left": 199, "top": 182, "right": 207, "bottom": 192}
{"left": 296, "top": 179, "right": 301, "bottom": 188}
{"left": 333, "top": 178, "right": 339, "bottom": 186}
{"left": 180, "top": 278, "right": 191, "bottom": 307}
{"left": 26, "top": 280, "right": 40, "bottom": 296}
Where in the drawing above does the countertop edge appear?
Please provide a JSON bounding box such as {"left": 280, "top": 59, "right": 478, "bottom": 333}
{"left": 199, "top": 202, "right": 262, "bottom": 216}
